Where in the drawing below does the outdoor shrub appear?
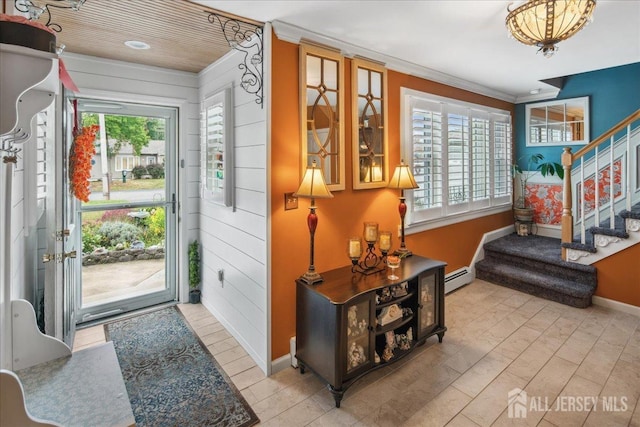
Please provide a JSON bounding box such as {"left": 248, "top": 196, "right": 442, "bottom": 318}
{"left": 101, "top": 208, "right": 132, "bottom": 223}
{"left": 140, "top": 207, "right": 165, "bottom": 247}
{"left": 146, "top": 163, "right": 165, "bottom": 179}
{"left": 82, "top": 220, "right": 103, "bottom": 253}
{"left": 131, "top": 165, "right": 148, "bottom": 179}
{"left": 98, "top": 221, "right": 142, "bottom": 249}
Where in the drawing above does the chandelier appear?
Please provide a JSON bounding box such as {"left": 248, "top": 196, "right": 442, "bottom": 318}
{"left": 506, "top": 0, "right": 596, "bottom": 57}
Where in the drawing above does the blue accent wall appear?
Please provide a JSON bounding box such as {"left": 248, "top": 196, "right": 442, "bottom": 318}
{"left": 515, "top": 62, "right": 640, "bottom": 168}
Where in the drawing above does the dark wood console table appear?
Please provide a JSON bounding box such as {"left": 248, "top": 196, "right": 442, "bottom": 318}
{"left": 295, "top": 255, "right": 446, "bottom": 407}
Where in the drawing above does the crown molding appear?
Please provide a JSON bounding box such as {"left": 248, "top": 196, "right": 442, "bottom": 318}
{"left": 272, "top": 20, "right": 516, "bottom": 103}
{"left": 514, "top": 89, "right": 560, "bottom": 104}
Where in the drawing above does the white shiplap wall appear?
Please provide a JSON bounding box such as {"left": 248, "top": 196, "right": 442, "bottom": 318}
{"left": 198, "top": 47, "right": 269, "bottom": 374}
{"left": 62, "top": 53, "right": 201, "bottom": 305}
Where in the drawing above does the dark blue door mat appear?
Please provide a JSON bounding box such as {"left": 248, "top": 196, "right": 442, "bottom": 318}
{"left": 104, "top": 306, "right": 259, "bottom": 427}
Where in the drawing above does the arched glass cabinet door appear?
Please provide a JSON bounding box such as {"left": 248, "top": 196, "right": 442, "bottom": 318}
{"left": 300, "top": 43, "right": 345, "bottom": 191}
{"left": 352, "top": 58, "right": 388, "bottom": 190}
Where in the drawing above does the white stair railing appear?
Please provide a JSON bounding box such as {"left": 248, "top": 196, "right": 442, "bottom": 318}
{"left": 562, "top": 110, "right": 640, "bottom": 260}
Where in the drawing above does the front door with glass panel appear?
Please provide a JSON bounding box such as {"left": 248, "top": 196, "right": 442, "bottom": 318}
{"left": 75, "top": 100, "right": 177, "bottom": 323}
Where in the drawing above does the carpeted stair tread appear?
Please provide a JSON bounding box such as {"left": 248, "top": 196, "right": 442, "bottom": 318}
{"left": 483, "top": 234, "right": 596, "bottom": 274}
{"left": 621, "top": 209, "right": 640, "bottom": 220}
{"left": 476, "top": 259, "right": 595, "bottom": 298}
{"left": 477, "top": 233, "right": 597, "bottom": 308}
{"left": 476, "top": 259, "right": 594, "bottom": 308}
{"left": 561, "top": 241, "right": 597, "bottom": 253}
{"left": 588, "top": 226, "right": 629, "bottom": 239}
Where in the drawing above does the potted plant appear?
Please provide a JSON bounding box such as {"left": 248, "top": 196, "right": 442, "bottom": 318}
{"left": 188, "top": 240, "right": 201, "bottom": 303}
{"left": 512, "top": 153, "right": 564, "bottom": 222}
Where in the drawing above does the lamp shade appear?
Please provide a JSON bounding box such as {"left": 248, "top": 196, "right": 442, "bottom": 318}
{"left": 506, "top": 0, "right": 596, "bottom": 57}
{"left": 294, "top": 161, "right": 334, "bottom": 199}
{"left": 388, "top": 161, "right": 418, "bottom": 190}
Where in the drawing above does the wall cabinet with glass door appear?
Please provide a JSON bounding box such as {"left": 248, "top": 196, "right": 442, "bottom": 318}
{"left": 296, "top": 255, "right": 446, "bottom": 407}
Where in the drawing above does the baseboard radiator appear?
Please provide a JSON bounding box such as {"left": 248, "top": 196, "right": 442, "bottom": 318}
{"left": 445, "top": 267, "right": 471, "bottom": 294}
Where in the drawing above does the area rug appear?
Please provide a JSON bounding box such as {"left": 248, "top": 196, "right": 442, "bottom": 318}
{"left": 104, "top": 306, "right": 259, "bottom": 427}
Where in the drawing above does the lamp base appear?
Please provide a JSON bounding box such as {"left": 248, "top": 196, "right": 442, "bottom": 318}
{"left": 299, "top": 270, "right": 323, "bottom": 285}
{"left": 393, "top": 248, "right": 412, "bottom": 257}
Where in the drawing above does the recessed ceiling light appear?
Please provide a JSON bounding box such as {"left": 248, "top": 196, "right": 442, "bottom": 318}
{"left": 529, "top": 88, "right": 541, "bottom": 95}
{"left": 124, "top": 40, "right": 150, "bottom": 50}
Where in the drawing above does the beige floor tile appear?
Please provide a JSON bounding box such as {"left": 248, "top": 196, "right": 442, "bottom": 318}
{"left": 200, "top": 329, "right": 232, "bottom": 346}
{"left": 215, "top": 344, "right": 249, "bottom": 365}
{"left": 444, "top": 413, "right": 480, "bottom": 427}
{"left": 554, "top": 329, "right": 598, "bottom": 365}
{"left": 451, "top": 351, "right": 512, "bottom": 398}
{"left": 492, "top": 325, "right": 542, "bottom": 361}
{"left": 574, "top": 340, "right": 625, "bottom": 386}
{"left": 222, "top": 354, "right": 256, "bottom": 376}
{"left": 267, "top": 396, "right": 329, "bottom": 426}
{"left": 404, "top": 385, "right": 473, "bottom": 427}
{"left": 307, "top": 407, "right": 361, "bottom": 426}
{"left": 206, "top": 336, "right": 238, "bottom": 355}
{"left": 230, "top": 365, "right": 266, "bottom": 390}
{"left": 461, "top": 371, "right": 528, "bottom": 426}
{"left": 524, "top": 307, "right": 561, "bottom": 332}
{"left": 543, "top": 375, "right": 602, "bottom": 427}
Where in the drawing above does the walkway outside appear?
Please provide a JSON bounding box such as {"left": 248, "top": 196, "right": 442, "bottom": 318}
{"left": 82, "top": 259, "right": 165, "bottom": 307}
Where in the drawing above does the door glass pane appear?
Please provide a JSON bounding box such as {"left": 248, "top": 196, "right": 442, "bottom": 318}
{"left": 80, "top": 207, "right": 165, "bottom": 307}
{"left": 419, "top": 274, "right": 435, "bottom": 332}
{"left": 346, "top": 299, "right": 370, "bottom": 373}
{"left": 75, "top": 102, "right": 175, "bottom": 323}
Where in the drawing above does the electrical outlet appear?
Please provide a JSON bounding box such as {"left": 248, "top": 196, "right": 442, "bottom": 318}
{"left": 284, "top": 192, "right": 298, "bottom": 210}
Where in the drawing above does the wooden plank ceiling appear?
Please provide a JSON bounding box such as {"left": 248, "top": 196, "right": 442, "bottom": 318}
{"left": 44, "top": 0, "right": 261, "bottom": 73}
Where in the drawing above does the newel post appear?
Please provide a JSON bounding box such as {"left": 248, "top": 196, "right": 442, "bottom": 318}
{"left": 561, "top": 147, "right": 573, "bottom": 260}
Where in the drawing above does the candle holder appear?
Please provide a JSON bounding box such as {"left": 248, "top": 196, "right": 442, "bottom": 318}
{"left": 349, "top": 224, "right": 391, "bottom": 276}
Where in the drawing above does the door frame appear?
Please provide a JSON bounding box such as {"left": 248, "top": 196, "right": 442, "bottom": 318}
{"left": 44, "top": 87, "right": 190, "bottom": 337}
{"left": 74, "top": 99, "right": 179, "bottom": 323}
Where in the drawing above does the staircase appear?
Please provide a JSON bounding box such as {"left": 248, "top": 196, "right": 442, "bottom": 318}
{"left": 475, "top": 110, "right": 640, "bottom": 308}
{"left": 475, "top": 234, "right": 596, "bottom": 308}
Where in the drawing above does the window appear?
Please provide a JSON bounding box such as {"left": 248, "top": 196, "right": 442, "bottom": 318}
{"left": 402, "top": 89, "right": 512, "bottom": 229}
{"left": 201, "top": 86, "right": 233, "bottom": 207}
{"left": 115, "top": 155, "right": 136, "bottom": 171}
{"left": 146, "top": 156, "right": 156, "bottom": 165}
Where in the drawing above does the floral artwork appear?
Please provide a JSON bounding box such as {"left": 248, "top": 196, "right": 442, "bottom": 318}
{"left": 69, "top": 125, "right": 99, "bottom": 202}
{"left": 525, "top": 159, "right": 622, "bottom": 225}
{"left": 576, "top": 159, "right": 622, "bottom": 217}
{"left": 525, "top": 183, "right": 563, "bottom": 225}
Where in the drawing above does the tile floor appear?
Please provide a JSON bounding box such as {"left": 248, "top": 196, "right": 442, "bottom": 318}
{"left": 73, "top": 279, "right": 640, "bottom": 426}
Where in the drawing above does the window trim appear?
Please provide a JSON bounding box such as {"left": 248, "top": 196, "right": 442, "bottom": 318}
{"left": 400, "top": 88, "right": 513, "bottom": 233}
{"left": 201, "top": 85, "right": 234, "bottom": 207}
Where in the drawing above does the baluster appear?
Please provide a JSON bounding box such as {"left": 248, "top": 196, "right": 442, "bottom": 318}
{"left": 580, "top": 158, "right": 585, "bottom": 244}
{"left": 594, "top": 145, "right": 600, "bottom": 232}
{"left": 626, "top": 124, "right": 631, "bottom": 211}
{"left": 609, "top": 136, "right": 615, "bottom": 229}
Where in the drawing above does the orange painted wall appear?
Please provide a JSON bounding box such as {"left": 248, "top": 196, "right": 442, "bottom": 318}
{"left": 594, "top": 243, "right": 640, "bottom": 307}
{"left": 270, "top": 36, "right": 515, "bottom": 359}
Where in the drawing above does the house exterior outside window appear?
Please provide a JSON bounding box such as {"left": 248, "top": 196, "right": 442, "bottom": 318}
{"left": 115, "top": 155, "right": 137, "bottom": 171}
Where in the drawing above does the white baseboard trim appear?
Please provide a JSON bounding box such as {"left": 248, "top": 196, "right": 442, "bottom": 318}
{"left": 592, "top": 296, "right": 640, "bottom": 317}
{"left": 535, "top": 224, "right": 561, "bottom": 239}
{"left": 200, "top": 298, "right": 268, "bottom": 375}
{"left": 271, "top": 353, "right": 294, "bottom": 375}
{"left": 469, "top": 225, "right": 513, "bottom": 278}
